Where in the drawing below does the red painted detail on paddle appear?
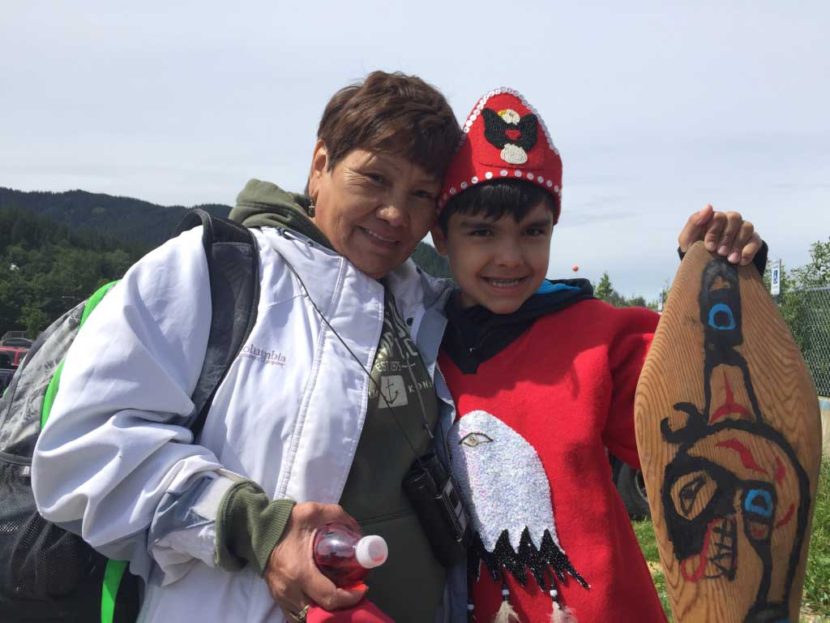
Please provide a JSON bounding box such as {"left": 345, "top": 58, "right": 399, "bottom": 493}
{"left": 775, "top": 503, "right": 795, "bottom": 529}
{"left": 710, "top": 372, "right": 753, "bottom": 423}
{"left": 680, "top": 520, "right": 715, "bottom": 582}
{"left": 773, "top": 456, "right": 786, "bottom": 484}
{"left": 715, "top": 439, "right": 767, "bottom": 475}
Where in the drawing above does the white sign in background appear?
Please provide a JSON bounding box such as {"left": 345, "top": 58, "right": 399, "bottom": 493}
{"left": 771, "top": 259, "right": 781, "bottom": 297}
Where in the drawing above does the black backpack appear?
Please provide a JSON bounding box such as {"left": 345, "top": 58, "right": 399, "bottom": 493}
{"left": 0, "top": 210, "right": 259, "bottom": 623}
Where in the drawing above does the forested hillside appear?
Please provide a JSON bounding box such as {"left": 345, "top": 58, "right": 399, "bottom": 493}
{"left": 0, "top": 188, "right": 450, "bottom": 337}
{"left": 0, "top": 188, "right": 230, "bottom": 250}
{"left": 0, "top": 206, "right": 141, "bottom": 335}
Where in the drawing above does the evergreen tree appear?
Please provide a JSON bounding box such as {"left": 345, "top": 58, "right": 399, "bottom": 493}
{"left": 594, "top": 272, "right": 625, "bottom": 307}
{"left": 789, "top": 238, "right": 830, "bottom": 289}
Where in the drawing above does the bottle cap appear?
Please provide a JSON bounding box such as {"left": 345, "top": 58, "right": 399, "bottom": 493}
{"left": 354, "top": 535, "right": 388, "bottom": 569}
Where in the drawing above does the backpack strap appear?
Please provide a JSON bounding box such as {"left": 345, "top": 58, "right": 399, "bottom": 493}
{"left": 176, "top": 209, "right": 260, "bottom": 438}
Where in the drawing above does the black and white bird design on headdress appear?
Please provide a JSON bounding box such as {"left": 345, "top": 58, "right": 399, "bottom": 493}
{"left": 482, "top": 108, "right": 539, "bottom": 165}
{"left": 449, "top": 410, "right": 589, "bottom": 622}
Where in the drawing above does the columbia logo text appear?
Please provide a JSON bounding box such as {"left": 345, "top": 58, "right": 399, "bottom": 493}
{"left": 240, "top": 344, "right": 287, "bottom": 366}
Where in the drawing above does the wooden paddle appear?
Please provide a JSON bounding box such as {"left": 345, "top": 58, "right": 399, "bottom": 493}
{"left": 635, "top": 241, "right": 822, "bottom": 622}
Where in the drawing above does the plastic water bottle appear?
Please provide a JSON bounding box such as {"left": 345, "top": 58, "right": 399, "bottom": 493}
{"left": 312, "top": 522, "right": 388, "bottom": 587}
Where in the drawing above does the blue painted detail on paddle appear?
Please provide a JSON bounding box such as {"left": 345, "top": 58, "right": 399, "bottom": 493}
{"left": 708, "top": 303, "right": 736, "bottom": 330}
{"left": 744, "top": 489, "right": 774, "bottom": 518}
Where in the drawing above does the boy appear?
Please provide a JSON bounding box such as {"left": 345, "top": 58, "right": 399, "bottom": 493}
{"left": 431, "top": 89, "right": 765, "bottom": 622}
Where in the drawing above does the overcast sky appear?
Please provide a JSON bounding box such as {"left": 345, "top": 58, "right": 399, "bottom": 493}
{"left": 2, "top": 1, "right": 828, "bottom": 298}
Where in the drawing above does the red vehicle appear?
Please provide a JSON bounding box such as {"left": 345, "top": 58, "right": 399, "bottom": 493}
{"left": 0, "top": 346, "right": 28, "bottom": 370}
{"left": 0, "top": 344, "right": 29, "bottom": 394}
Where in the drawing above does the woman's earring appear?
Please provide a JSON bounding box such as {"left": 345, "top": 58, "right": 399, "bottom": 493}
{"left": 307, "top": 202, "right": 316, "bottom": 218}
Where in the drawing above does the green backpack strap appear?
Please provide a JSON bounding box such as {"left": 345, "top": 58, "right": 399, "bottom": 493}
{"left": 101, "top": 560, "right": 129, "bottom": 623}
{"left": 40, "top": 281, "right": 117, "bottom": 428}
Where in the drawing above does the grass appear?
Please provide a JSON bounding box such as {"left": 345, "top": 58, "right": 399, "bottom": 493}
{"left": 804, "top": 458, "right": 830, "bottom": 616}
{"left": 631, "top": 519, "right": 673, "bottom": 618}
{"left": 633, "top": 458, "right": 830, "bottom": 621}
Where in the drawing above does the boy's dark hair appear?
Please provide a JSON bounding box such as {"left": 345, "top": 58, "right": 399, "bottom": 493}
{"left": 317, "top": 71, "right": 461, "bottom": 179}
{"left": 437, "top": 180, "right": 560, "bottom": 233}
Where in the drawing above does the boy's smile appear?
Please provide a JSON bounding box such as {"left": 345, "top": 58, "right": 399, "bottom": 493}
{"left": 432, "top": 201, "right": 554, "bottom": 314}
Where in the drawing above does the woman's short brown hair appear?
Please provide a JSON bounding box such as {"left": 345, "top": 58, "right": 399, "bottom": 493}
{"left": 317, "top": 71, "right": 461, "bottom": 179}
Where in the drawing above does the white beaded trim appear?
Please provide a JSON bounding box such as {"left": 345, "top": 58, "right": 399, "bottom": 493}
{"left": 438, "top": 174, "right": 561, "bottom": 208}
{"left": 442, "top": 174, "right": 561, "bottom": 198}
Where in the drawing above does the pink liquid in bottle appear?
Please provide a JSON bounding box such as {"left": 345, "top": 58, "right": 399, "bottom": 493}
{"left": 312, "top": 522, "right": 388, "bottom": 588}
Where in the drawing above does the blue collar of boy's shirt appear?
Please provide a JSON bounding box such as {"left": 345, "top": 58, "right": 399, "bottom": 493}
{"left": 535, "top": 280, "right": 583, "bottom": 295}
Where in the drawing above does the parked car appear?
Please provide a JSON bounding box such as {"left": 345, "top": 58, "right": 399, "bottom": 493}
{"left": 0, "top": 331, "right": 33, "bottom": 349}
{"left": 0, "top": 346, "right": 29, "bottom": 370}
{"left": 610, "top": 454, "right": 651, "bottom": 519}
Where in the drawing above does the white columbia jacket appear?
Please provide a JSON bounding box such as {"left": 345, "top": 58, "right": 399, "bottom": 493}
{"left": 32, "top": 223, "right": 457, "bottom": 622}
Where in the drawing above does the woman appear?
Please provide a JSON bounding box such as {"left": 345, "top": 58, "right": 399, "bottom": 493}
{"left": 32, "top": 71, "right": 462, "bottom": 623}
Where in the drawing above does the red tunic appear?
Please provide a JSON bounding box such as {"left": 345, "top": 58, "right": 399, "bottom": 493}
{"left": 440, "top": 299, "right": 667, "bottom": 622}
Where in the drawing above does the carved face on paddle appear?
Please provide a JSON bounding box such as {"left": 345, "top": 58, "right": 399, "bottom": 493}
{"left": 659, "top": 258, "right": 811, "bottom": 622}
{"left": 663, "top": 427, "right": 800, "bottom": 595}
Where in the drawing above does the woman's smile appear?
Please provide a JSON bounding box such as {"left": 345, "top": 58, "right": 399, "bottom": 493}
{"left": 309, "top": 146, "right": 439, "bottom": 279}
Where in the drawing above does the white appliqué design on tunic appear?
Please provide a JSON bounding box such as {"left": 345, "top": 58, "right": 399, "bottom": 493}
{"left": 448, "top": 409, "right": 560, "bottom": 552}
{"left": 448, "top": 409, "right": 589, "bottom": 619}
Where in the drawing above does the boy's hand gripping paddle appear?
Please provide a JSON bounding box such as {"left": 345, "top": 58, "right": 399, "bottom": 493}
{"left": 635, "top": 241, "right": 822, "bottom": 622}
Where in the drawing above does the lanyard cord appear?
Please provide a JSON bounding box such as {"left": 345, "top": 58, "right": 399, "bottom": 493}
{"left": 275, "top": 235, "right": 435, "bottom": 468}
